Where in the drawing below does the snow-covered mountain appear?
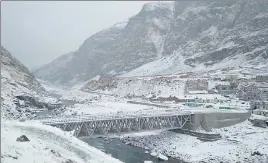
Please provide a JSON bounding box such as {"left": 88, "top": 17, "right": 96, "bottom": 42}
{"left": 34, "top": 0, "right": 268, "bottom": 85}
{"left": 1, "top": 46, "right": 44, "bottom": 91}
{"left": 1, "top": 46, "right": 45, "bottom": 118}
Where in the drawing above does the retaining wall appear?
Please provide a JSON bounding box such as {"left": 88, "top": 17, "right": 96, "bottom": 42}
{"left": 171, "top": 128, "right": 221, "bottom": 140}
{"left": 184, "top": 111, "right": 251, "bottom": 131}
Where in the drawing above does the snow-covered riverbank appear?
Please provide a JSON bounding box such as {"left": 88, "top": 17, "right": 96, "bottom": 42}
{"left": 1, "top": 120, "right": 122, "bottom": 163}
{"left": 121, "top": 121, "right": 268, "bottom": 163}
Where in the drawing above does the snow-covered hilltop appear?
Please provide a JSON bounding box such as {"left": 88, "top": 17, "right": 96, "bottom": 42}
{"left": 33, "top": 0, "right": 268, "bottom": 86}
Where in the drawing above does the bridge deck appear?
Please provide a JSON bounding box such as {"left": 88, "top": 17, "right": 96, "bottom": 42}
{"left": 35, "top": 110, "right": 192, "bottom": 137}
{"left": 38, "top": 110, "right": 192, "bottom": 124}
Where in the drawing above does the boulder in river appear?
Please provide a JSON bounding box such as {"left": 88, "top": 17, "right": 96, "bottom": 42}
{"left": 157, "top": 153, "right": 168, "bottom": 161}
{"left": 150, "top": 152, "right": 157, "bottom": 157}
{"left": 125, "top": 142, "right": 131, "bottom": 145}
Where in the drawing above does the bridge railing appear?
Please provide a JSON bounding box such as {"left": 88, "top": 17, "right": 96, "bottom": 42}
{"left": 37, "top": 109, "right": 192, "bottom": 125}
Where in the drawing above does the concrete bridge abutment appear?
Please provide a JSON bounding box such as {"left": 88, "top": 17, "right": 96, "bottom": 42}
{"left": 183, "top": 111, "right": 251, "bottom": 131}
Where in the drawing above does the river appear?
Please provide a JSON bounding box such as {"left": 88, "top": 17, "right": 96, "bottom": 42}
{"left": 80, "top": 137, "right": 186, "bottom": 163}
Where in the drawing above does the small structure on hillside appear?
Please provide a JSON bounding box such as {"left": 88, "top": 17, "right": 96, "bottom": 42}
{"left": 256, "top": 74, "right": 268, "bottom": 82}
{"left": 185, "top": 79, "right": 208, "bottom": 94}
{"left": 224, "top": 74, "right": 239, "bottom": 81}
{"left": 215, "top": 84, "right": 234, "bottom": 95}
{"left": 237, "top": 84, "right": 261, "bottom": 101}
{"left": 251, "top": 101, "right": 268, "bottom": 110}
{"left": 238, "top": 83, "right": 268, "bottom": 101}
{"left": 259, "top": 87, "right": 268, "bottom": 101}
{"left": 253, "top": 119, "right": 267, "bottom": 128}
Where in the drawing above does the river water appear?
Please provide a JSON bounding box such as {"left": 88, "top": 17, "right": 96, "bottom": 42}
{"left": 80, "top": 137, "right": 186, "bottom": 163}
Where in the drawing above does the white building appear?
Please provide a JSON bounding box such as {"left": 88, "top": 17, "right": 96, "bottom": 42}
{"left": 225, "top": 74, "right": 239, "bottom": 81}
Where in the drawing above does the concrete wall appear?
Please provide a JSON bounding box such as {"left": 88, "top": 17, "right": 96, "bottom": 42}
{"left": 183, "top": 111, "right": 251, "bottom": 131}
{"left": 171, "top": 128, "right": 221, "bottom": 140}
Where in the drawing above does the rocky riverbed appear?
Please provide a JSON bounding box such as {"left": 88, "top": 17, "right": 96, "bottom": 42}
{"left": 120, "top": 121, "right": 268, "bottom": 163}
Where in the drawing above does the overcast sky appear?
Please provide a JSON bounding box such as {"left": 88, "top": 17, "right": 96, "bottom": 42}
{"left": 1, "top": 1, "right": 150, "bottom": 70}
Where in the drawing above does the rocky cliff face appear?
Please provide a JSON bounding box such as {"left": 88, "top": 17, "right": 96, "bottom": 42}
{"left": 1, "top": 46, "right": 45, "bottom": 118}
{"left": 162, "top": 0, "right": 268, "bottom": 70}
{"left": 1, "top": 46, "right": 44, "bottom": 92}
{"left": 34, "top": 0, "right": 268, "bottom": 85}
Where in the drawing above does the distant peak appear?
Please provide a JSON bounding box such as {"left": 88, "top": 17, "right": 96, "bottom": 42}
{"left": 142, "top": 1, "right": 174, "bottom": 12}
{"left": 112, "top": 19, "right": 129, "bottom": 29}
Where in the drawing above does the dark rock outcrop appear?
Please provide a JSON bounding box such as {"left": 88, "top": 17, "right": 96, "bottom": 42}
{"left": 16, "top": 135, "right": 30, "bottom": 142}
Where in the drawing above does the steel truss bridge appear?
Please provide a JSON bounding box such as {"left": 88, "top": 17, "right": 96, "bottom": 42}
{"left": 37, "top": 110, "right": 192, "bottom": 137}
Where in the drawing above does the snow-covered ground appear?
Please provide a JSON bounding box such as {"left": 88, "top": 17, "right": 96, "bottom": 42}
{"left": 121, "top": 120, "right": 268, "bottom": 163}
{"left": 37, "top": 76, "right": 252, "bottom": 117}
{"left": 64, "top": 101, "right": 152, "bottom": 116}
{"left": 81, "top": 75, "right": 236, "bottom": 99}
{"left": 38, "top": 78, "right": 98, "bottom": 103}
{"left": 83, "top": 76, "right": 186, "bottom": 98}
{"left": 1, "top": 120, "right": 122, "bottom": 163}
{"left": 33, "top": 75, "right": 268, "bottom": 163}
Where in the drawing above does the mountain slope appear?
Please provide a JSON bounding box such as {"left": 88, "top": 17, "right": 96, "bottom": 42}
{"left": 163, "top": 0, "right": 268, "bottom": 71}
{"left": 33, "top": 2, "right": 174, "bottom": 85}
{"left": 123, "top": 0, "right": 268, "bottom": 77}
{"left": 34, "top": 0, "right": 268, "bottom": 85}
{"left": 1, "top": 46, "right": 45, "bottom": 118}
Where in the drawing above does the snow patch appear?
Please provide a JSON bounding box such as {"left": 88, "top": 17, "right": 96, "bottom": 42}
{"left": 143, "top": 2, "right": 174, "bottom": 12}
{"left": 203, "top": 26, "right": 218, "bottom": 36}
{"left": 113, "top": 19, "right": 129, "bottom": 29}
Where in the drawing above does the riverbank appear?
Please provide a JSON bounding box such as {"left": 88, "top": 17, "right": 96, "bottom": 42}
{"left": 120, "top": 121, "right": 268, "bottom": 163}
{"left": 81, "top": 137, "right": 186, "bottom": 163}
